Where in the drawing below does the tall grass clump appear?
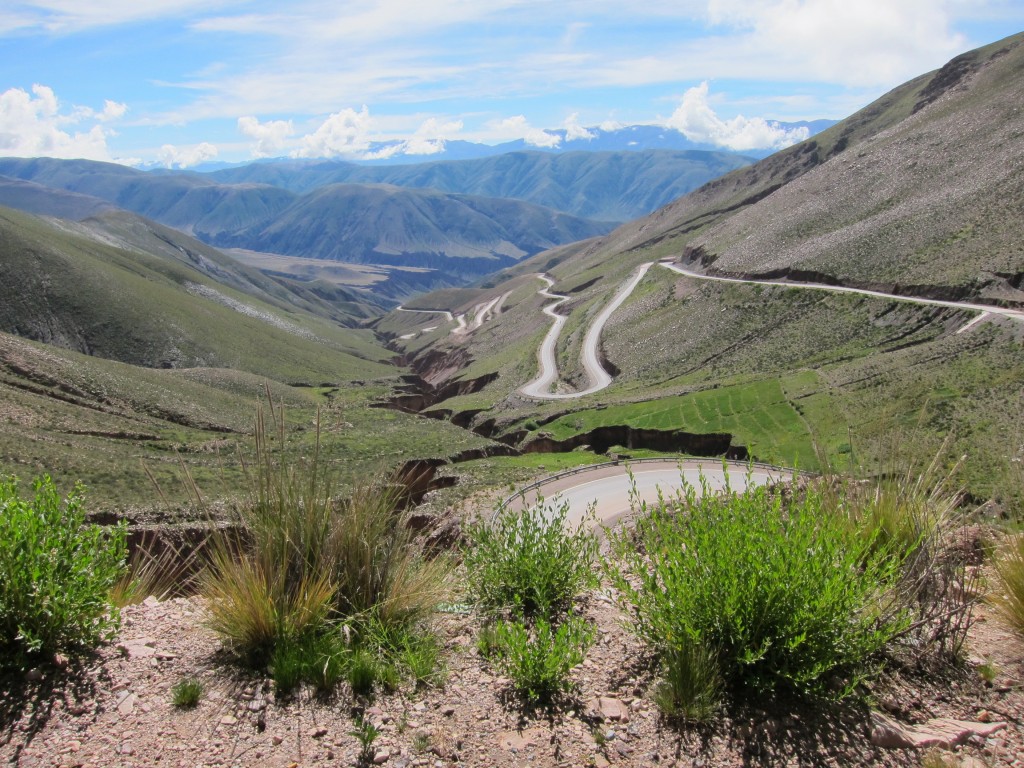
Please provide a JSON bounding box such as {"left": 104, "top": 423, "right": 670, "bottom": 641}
{"left": 463, "top": 496, "right": 598, "bottom": 619}
{"left": 609, "top": 471, "right": 910, "bottom": 701}
{"left": 834, "top": 443, "right": 977, "bottom": 661}
{"left": 991, "top": 535, "right": 1024, "bottom": 635}
{"left": 200, "top": 397, "right": 449, "bottom": 685}
{"left": 0, "top": 475, "right": 126, "bottom": 664}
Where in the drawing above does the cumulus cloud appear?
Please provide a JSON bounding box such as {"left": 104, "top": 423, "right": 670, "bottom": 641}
{"left": 0, "top": 84, "right": 126, "bottom": 161}
{"left": 293, "top": 106, "right": 373, "bottom": 158}
{"left": 402, "top": 117, "right": 463, "bottom": 155}
{"left": 563, "top": 113, "right": 596, "bottom": 142}
{"left": 665, "top": 82, "right": 809, "bottom": 151}
{"left": 158, "top": 141, "right": 219, "bottom": 168}
{"left": 238, "top": 115, "right": 294, "bottom": 158}
{"left": 488, "top": 115, "right": 561, "bottom": 148}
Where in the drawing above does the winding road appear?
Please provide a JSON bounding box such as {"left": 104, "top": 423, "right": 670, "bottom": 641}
{"left": 520, "top": 263, "right": 654, "bottom": 399}
{"left": 518, "top": 259, "right": 1024, "bottom": 401}
{"left": 504, "top": 459, "right": 789, "bottom": 528}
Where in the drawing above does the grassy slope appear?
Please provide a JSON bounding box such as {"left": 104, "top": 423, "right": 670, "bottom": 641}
{"left": 0, "top": 206, "right": 391, "bottom": 383}
{"left": 0, "top": 331, "right": 494, "bottom": 512}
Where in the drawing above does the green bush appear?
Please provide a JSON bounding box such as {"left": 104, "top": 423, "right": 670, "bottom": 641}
{"left": 0, "top": 475, "right": 126, "bottom": 662}
{"left": 463, "top": 496, "right": 598, "bottom": 619}
{"left": 489, "top": 615, "right": 594, "bottom": 704}
{"left": 609, "top": 472, "right": 909, "bottom": 698}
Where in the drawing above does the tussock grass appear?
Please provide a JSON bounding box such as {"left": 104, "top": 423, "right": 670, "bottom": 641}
{"left": 991, "top": 535, "right": 1024, "bottom": 635}
{"left": 199, "top": 393, "right": 449, "bottom": 691}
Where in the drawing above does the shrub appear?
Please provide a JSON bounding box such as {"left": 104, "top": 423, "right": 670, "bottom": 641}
{"left": 171, "top": 677, "right": 204, "bottom": 709}
{"left": 0, "top": 475, "right": 126, "bottom": 662}
{"left": 463, "top": 496, "right": 598, "bottom": 619}
{"left": 609, "top": 472, "right": 909, "bottom": 698}
{"left": 489, "top": 615, "right": 594, "bottom": 704}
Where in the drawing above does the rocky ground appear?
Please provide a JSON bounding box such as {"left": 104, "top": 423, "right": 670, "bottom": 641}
{"left": 3, "top": 568, "right": 1024, "bottom": 768}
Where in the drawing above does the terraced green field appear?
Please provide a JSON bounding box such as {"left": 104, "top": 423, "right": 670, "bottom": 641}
{"left": 535, "top": 376, "right": 821, "bottom": 469}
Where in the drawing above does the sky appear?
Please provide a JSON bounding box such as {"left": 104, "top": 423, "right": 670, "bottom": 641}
{"left": 1, "top": 0, "right": 1022, "bottom": 167}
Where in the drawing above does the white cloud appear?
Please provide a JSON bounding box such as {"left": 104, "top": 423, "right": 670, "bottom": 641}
{"left": 665, "top": 81, "right": 809, "bottom": 151}
{"left": 487, "top": 115, "right": 561, "bottom": 148}
{"left": 1, "top": 0, "right": 223, "bottom": 34}
{"left": 702, "top": 0, "right": 967, "bottom": 87}
{"left": 402, "top": 117, "right": 463, "bottom": 155}
{"left": 599, "top": 119, "right": 624, "bottom": 132}
{"left": 563, "top": 113, "right": 596, "bottom": 142}
{"left": 158, "top": 141, "right": 219, "bottom": 168}
{"left": 238, "top": 115, "right": 294, "bottom": 158}
{"left": 293, "top": 106, "right": 374, "bottom": 158}
{"left": 0, "top": 84, "right": 124, "bottom": 160}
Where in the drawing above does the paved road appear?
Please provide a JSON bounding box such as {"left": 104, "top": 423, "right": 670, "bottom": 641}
{"left": 660, "top": 262, "right": 1024, "bottom": 325}
{"left": 504, "top": 459, "right": 788, "bottom": 529}
{"left": 520, "top": 263, "right": 653, "bottom": 399}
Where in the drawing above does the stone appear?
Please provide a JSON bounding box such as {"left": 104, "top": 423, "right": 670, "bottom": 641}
{"left": 870, "top": 712, "right": 1008, "bottom": 750}
{"left": 498, "top": 728, "right": 546, "bottom": 751}
{"left": 590, "top": 696, "right": 630, "bottom": 723}
{"left": 906, "top": 718, "right": 1007, "bottom": 749}
{"left": 310, "top": 727, "right": 328, "bottom": 739}
{"left": 271, "top": 736, "right": 284, "bottom": 746}
{"left": 441, "top": 706, "right": 456, "bottom": 717}
{"left": 143, "top": 596, "right": 161, "bottom": 607}
{"left": 116, "top": 693, "right": 137, "bottom": 717}
{"left": 869, "top": 712, "right": 915, "bottom": 749}
{"left": 219, "top": 715, "right": 238, "bottom": 726}
{"left": 373, "top": 750, "right": 391, "bottom": 764}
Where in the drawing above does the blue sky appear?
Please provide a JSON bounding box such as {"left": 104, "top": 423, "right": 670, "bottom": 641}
{"left": 1, "top": 1, "right": 1022, "bottom": 166}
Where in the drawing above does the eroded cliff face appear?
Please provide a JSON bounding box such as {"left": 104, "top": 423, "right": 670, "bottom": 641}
{"left": 521, "top": 425, "right": 746, "bottom": 460}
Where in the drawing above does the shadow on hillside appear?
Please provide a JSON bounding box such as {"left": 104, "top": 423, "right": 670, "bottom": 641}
{"left": 0, "top": 656, "right": 106, "bottom": 764}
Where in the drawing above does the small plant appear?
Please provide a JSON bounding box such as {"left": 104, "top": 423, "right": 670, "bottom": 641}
{"left": 650, "top": 641, "right": 723, "bottom": 722}
{"left": 0, "top": 475, "right": 127, "bottom": 663}
{"left": 977, "top": 658, "right": 999, "bottom": 684}
{"left": 199, "top": 396, "right": 450, "bottom": 687}
{"left": 476, "top": 623, "right": 500, "bottom": 658}
{"left": 463, "top": 496, "right": 598, "bottom": 619}
{"left": 349, "top": 714, "right": 379, "bottom": 764}
{"left": 411, "top": 731, "right": 432, "bottom": 753}
{"left": 489, "top": 616, "right": 594, "bottom": 704}
{"left": 398, "top": 633, "right": 444, "bottom": 689}
{"left": 171, "top": 677, "right": 204, "bottom": 709}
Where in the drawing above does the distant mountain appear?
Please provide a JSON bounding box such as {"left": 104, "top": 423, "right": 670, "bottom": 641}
{"left": 0, "top": 157, "right": 613, "bottom": 286}
{"left": 207, "top": 183, "right": 614, "bottom": 277}
{"left": 207, "top": 149, "right": 754, "bottom": 222}
{"left": 306, "top": 121, "right": 836, "bottom": 165}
